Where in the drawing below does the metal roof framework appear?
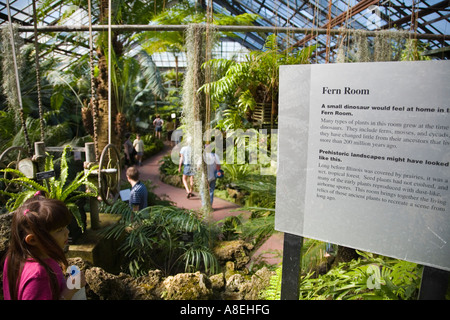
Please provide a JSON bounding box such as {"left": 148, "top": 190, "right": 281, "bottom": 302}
{"left": 211, "top": 0, "right": 450, "bottom": 60}
{"left": 0, "top": 0, "right": 449, "bottom": 68}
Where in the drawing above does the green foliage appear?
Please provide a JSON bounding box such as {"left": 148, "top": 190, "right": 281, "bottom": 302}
{"left": 216, "top": 215, "right": 242, "bottom": 241}
{"left": 261, "top": 251, "right": 423, "bottom": 300}
{"left": 101, "top": 201, "right": 219, "bottom": 277}
{"left": 260, "top": 266, "right": 282, "bottom": 300}
{"left": 140, "top": 134, "right": 164, "bottom": 158}
{"left": 201, "top": 35, "right": 316, "bottom": 129}
{"left": 158, "top": 154, "right": 181, "bottom": 177}
{"left": 401, "top": 39, "right": 432, "bottom": 61}
{"left": 221, "top": 163, "right": 252, "bottom": 182}
{"left": 111, "top": 50, "right": 166, "bottom": 116}
{"left": 0, "top": 145, "right": 98, "bottom": 229}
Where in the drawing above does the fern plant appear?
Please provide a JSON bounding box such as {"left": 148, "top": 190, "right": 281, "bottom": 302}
{"left": 100, "top": 200, "right": 219, "bottom": 277}
{"left": 0, "top": 145, "right": 98, "bottom": 229}
{"left": 201, "top": 34, "right": 317, "bottom": 129}
{"left": 260, "top": 250, "right": 422, "bottom": 300}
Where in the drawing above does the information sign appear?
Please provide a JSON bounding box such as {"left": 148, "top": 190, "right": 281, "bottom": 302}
{"left": 276, "top": 61, "right": 450, "bottom": 271}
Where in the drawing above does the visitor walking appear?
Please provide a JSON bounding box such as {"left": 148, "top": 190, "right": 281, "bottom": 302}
{"left": 126, "top": 166, "right": 148, "bottom": 211}
{"left": 2, "top": 196, "right": 86, "bottom": 300}
{"left": 133, "top": 134, "right": 145, "bottom": 166}
{"left": 123, "top": 133, "right": 135, "bottom": 168}
{"left": 153, "top": 114, "right": 164, "bottom": 139}
{"left": 178, "top": 138, "right": 195, "bottom": 198}
{"left": 165, "top": 117, "right": 175, "bottom": 146}
{"left": 202, "top": 143, "right": 221, "bottom": 206}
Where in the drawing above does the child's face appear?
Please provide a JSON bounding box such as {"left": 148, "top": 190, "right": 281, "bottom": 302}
{"left": 49, "top": 226, "right": 70, "bottom": 249}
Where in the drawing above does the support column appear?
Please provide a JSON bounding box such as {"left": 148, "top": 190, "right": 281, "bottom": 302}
{"left": 280, "top": 233, "right": 303, "bottom": 300}
{"left": 418, "top": 266, "right": 450, "bottom": 300}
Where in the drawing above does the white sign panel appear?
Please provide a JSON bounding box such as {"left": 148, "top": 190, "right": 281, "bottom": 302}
{"left": 275, "top": 61, "right": 450, "bottom": 271}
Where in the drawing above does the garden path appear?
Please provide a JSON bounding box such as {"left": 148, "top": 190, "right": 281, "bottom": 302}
{"left": 128, "top": 141, "right": 283, "bottom": 266}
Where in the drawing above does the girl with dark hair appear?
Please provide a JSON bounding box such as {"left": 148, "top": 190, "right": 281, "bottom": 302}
{"left": 2, "top": 196, "right": 86, "bottom": 300}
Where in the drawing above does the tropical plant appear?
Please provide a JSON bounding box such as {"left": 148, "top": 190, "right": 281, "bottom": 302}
{"left": 33, "top": 0, "right": 169, "bottom": 156}
{"left": 111, "top": 50, "right": 167, "bottom": 138}
{"left": 216, "top": 215, "right": 242, "bottom": 241}
{"left": 158, "top": 154, "right": 181, "bottom": 177}
{"left": 0, "top": 41, "right": 85, "bottom": 151}
{"left": 0, "top": 145, "right": 98, "bottom": 229}
{"left": 261, "top": 251, "right": 423, "bottom": 300}
{"left": 136, "top": 1, "right": 258, "bottom": 89}
{"left": 202, "top": 35, "right": 317, "bottom": 129}
{"left": 100, "top": 200, "right": 219, "bottom": 277}
{"left": 401, "top": 39, "right": 432, "bottom": 61}
{"left": 140, "top": 133, "right": 164, "bottom": 158}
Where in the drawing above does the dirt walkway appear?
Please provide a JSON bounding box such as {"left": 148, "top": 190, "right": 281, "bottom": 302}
{"left": 129, "top": 141, "right": 283, "bottom": 266}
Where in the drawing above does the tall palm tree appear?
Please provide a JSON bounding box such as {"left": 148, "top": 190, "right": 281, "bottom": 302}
{"left": 36, "top": 0, "right": 167, "bottom": 156}
{"left": 111, "top": 50, "right": 166, "bottom": 138}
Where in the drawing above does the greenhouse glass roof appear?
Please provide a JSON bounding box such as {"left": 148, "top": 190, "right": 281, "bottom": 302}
{"left": 0, "top": 0, "right": 449, "bottom": 66}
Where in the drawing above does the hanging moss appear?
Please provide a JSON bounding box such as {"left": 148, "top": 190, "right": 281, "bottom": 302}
{"left": 355, "top": 30, "right": 371, "bottom": 63}
{"left": 1, "top": 24, "right": 24, "bottom": 127}
{"left": 336, "top": 30, "right": 411, "bottom": 63}
{"left": 181, "top": 24, "right": 217, "bottom": 214}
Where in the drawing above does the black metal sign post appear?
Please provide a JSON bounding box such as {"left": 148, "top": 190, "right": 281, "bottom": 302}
{"left": 418, "top": 266, "right": 450, "bottom": 300}
{"left": 36, "top": 170, "right": 55, "bottom": 180}
{"left": 280, "top": 233, "right": 303, "bottom": 300}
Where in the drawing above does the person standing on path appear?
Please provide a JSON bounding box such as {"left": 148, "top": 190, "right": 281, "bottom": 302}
{"left": 133, "top": 134, "right": 145, "bottom": 166}
{"left": 153, "top": 114, "right": 164, "bottom": 139}
{"left": 178, "top": 138, "right": 195, "bottom": 198}
{"left": 202, "top": 143, "right": 221, "bottom": 206}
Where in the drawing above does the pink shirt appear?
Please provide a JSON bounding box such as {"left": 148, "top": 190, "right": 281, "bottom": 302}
{"left": 3, "top": 258, "right": 66, "bottom": 300}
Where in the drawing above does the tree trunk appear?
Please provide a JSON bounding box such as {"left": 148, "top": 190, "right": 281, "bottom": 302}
{"left": 94, "top": 0, "right": 121, "bottom": 155}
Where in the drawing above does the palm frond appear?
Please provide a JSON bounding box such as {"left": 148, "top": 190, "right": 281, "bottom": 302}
{"left": 182, "top": 246, "right": 219, "bottom": 274}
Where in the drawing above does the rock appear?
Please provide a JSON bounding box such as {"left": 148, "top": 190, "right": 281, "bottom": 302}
{"left": 67, "top": 257, "right": 92, "bottom": 271}
{"left": 214, "top": 240, "right": 253, "bottom": 270}
{"left": 85, "top": 267, "right": 128, "bottom": 300}
{"left": 162, "top": 271, "right": 213, "bottom": 300}
{"left": 209, "top": 273, "right": 226, "bottom": 298}
{"left": 223, "top": 267, "right": 273, "bottom": 300}
{"left": 124, "top": 270, "right": 164, "bottom": 300}
{"left": 223, "top": 273, "right": 246, "bottom": 300}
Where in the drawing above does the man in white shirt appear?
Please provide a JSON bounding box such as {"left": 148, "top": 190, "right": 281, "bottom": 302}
{"left": 133, "top": 134, "right": 144, "bottom": 166}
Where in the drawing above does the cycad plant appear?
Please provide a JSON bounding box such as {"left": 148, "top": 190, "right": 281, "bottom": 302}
{"left": 0, "top": 145, "right": 98, "bottom": 229}
{"left": 100, "top": 200, "right": 219, "bottom": 277}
